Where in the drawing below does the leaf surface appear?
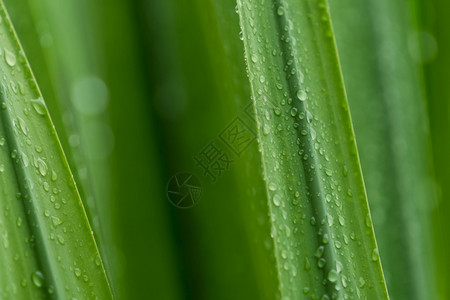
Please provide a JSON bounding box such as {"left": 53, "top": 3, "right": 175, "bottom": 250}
{"left": 237, "top": 0, "right": 389, "bottom": 298}
{"left": 329, "top": 0, "right": 438, "bottom": 298}
{"left": 0, "top": 2, "right": 112, "bottom": 299}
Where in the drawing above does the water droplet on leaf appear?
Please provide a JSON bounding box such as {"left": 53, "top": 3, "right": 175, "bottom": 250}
{"left": 30, "top": 98, "right": 46, "bottom": 115}
{"left": 31, "top": 271, "right": 44, "bottom": 287}
{"left": 4, "top": 48, "right": 16, "bottom": 67}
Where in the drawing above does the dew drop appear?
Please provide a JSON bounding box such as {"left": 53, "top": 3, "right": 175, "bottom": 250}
{"left": 314, "top": 245, "right": 325, "bottom": 258}
{"left": 359, "top": 277, "right": 366, "bottom": 288}
{"left": 342, "top": 166, "right": 348, "bottom": 177}
{"left": 277, "top": 7, "right": 284, "bottom": 16}
{"left": 268, "top": 182, "right": 277, "bottom": 191}
{"left": 326, "top": 213, "right": 333, "bottom": 226}
{"left": 347, "top": 189, "right": 353, "bottom": 197}
{"left": 327, "top": 269, "right": 339, "bottom": 282}
{"left": 306, "top": 111, "right": 313, "bottom": 123}
{"left": 372, "top": 248, "right": 379, "bottom": 261}
{"left": 273, "top": 107, "right": 282, "bottom": 116}
{"left": 290, "top": 107, "right": 298, "bottom": 117}
{"left": 310, "top": 128, "right": 317, "bottom": 140}
{"left": 37, "top": 158, "right": 48, "bottom": 176}
{"left": 318, "top": 258, "right": 326, "bottom": 268}
{"left": 18, "top": 117, "right": 28, "bottom": 136}
{"left": 296, "top": 90, "right": 307, "bottom": 101}
{"left": 57, "top": 235, "right": 65, "bottom": 245}
{"left": 35, "top": 145, "right": 43, "bottom": 153}
{"left": 365, "top": 214, "right": 372, "bottom": 228}
{"left": 304, "top": 257, "right": 311, "bottom": 270}
{"left": 51, "top": 170, "right": 58, "bottom": 181}
{"left": 4, "top": 48, "right": 16, "bottom": 67}
{"left": 336, "top": 260, "right": 343, "bottom": 273}
{"left": 272, "top": 194, "right": 282, "bottom": 207}
{"left": 74, "top": 268, "right": 82, "bottom": 278}
{"left": 30, "top": 98, "right": 46, "bottom": 116}
{"left": 31, "top": 271, "right": 44, "bottom": 288}
{"left": 51, "top": 216, "right": 62, "bottom": 227}
{"left": 95, "top": 255, "right": 102, "bottom": 267}
{"left": 21, "top": 152, "right": 29, "bottom": 167}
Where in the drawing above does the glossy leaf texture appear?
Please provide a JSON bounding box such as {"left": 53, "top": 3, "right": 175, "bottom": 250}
{"left": 0, "top": 2, "right": 112, "bottom": 299}
{"left": 237, "top": 0, "right": 389, "bottom": 298}
{"left": 3, "top": 0, "right": 111, "bottom": 275}
{"left": 2, "top": 0, "right": 185, "bottom": 298}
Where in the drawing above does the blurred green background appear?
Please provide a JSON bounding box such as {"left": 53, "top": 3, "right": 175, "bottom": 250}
{"left": 3, "top": 0, "right": 448, "bottom": 298}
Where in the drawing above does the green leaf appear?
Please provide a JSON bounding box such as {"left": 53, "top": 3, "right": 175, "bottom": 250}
{"left": 236, "top": 0, "right": 388, "bottom": 298}
{"left": 418, "top": 0, "right": 450, "bottom": 298}
{"left": 95, "top": 0, "right": 185, "bottom": 298}
{"left": 138, "top": 0, "right": 268, "bottom": 298}
{"left": 0, "top": 2, "right": 112, "bottom": 299}
{"left": 329, "top": 0, "right": 438, "bottom": 299}
{"left": 3, "top": 0, "right": 116, "bottom": 290}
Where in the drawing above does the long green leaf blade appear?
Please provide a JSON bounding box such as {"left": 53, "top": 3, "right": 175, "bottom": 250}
{"left": 0, "top": 3, "right": 112, "bottom": 299}
{"left": 237, "top": 0, "right": 388, "bottom": 298}
{"left": 97, "top": 0, "right": 184, "bottom": 298}
{"left": 418, "top": 0, "right": 450, "bottom": 298}
{"left": 138, "top": 0, "right": 267, "bottom": 297}
{"left": 329, "top": 0, "right": 438, "bottom": 299}
{"left": 3, "top": 0, "right": 117, "bottom": 287}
